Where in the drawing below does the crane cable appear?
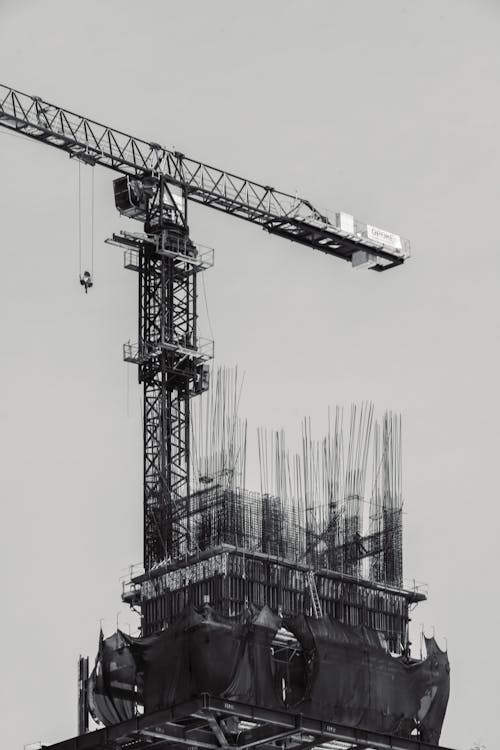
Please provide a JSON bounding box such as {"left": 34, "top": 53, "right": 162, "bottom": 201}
{"left": 200, "top": 271, "right": 214, "bottom": 342}
{"left": 91, "top": 164, "right": 95, "bottom": 277}
{"left": 78, "top": 159, "right": 82, "bottom": 277}
{"left": 78, "top": 159, "right": 95, "bottom": 293}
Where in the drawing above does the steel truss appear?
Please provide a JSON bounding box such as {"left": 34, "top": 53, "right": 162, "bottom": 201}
{"left": 0, "top": 83, "right": 408, "bottom": 270}
{"left": 44, "top": 694, "right": 455, "bottom": 750}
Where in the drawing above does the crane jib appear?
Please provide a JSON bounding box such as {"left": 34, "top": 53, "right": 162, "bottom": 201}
{"left": 0, "top": 83, "right": 410, "bottom": 270}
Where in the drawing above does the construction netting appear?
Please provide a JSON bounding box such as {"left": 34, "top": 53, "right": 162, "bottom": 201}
{"left": 88, "top": 630, "right": 136, "bottom": 725}
{"left": 88, "top": 604, "right": 449, "bottom": 745}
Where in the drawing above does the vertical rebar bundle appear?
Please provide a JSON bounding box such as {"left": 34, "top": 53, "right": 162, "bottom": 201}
{"left": 369, "top": 412, "right": 403, "bottom": 586}
{"left": 191, "top": 367, "right": 247, "bottom": 493}
{"left": 187, "top": 371, "right": 403, "bottom": 587}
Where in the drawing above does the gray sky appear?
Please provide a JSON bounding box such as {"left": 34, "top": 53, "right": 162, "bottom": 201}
{"left": 0, "top": 1, "right": 498, "bottom": 748}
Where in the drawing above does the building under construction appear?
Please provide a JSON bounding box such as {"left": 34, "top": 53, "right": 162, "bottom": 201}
{"left": 0, "top": 85, "right": 452, "bottom": 750}
{"left": 84, "top": 378, "right": 449, "bottom": 749}
{"left": 127, "top": 383, "right": 409, "bottom": 645}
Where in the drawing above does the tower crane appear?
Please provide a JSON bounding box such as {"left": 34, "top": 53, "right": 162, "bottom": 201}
{"left": 0, "top": 84, "right": 409, "bottom": 576}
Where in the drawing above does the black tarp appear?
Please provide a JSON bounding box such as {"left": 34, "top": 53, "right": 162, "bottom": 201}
{"left": 124, "top": 604, "right": 281, "bottom": 713}
{"left": 90, "top": 604, "right": 449, "bottom": 745}
{"left": 88, "top": 630, "right": 136, "bottom": 726}
{"left": 284, "top": 615, "right": 450, "bottom": 744}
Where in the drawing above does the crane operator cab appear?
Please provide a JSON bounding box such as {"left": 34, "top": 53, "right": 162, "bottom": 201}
{"left": 80, "top": 270, "right": 93, "bottom": 293}
{"left": 113, "top": 173, "right": 185, "bottom": 229}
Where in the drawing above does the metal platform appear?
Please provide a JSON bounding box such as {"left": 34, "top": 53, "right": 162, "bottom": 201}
{"left": 46, "top": 694, "right": 454, "bottom": 750}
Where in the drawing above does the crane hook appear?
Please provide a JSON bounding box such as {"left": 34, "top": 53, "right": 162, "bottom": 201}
{"left": 80, "top": 270, "right": 93, "bottom": 293}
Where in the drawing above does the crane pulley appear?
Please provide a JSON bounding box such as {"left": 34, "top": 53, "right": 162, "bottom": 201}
{"left": 80, "top": 271, "right": 93, "bottom": 293}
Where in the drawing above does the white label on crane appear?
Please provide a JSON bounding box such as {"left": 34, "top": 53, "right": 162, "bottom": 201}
{"left": 336, "top": 212, "right": 355, "bottom": 235}
{"left": 366, "top": 224, "right": 402, "bottom": 251}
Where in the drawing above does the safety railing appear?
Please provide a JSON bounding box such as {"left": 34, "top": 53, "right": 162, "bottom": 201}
{"left": 123, "top": 336, "right": 213, "bottom": 365}
{"left": 155, "top": 235, "right": 215, "bottom": 270}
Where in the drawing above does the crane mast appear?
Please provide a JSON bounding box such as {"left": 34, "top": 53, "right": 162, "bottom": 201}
{"left": 0, "top": 83, "right": 410, "bottom": 575}
{"left": 110, "top": 177, "right": 214, "bottom": 568}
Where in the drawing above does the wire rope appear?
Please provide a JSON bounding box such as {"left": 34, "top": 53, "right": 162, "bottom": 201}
{"left": 90, "top": 165, "right": 95, "bottom": 276}
{"left": 201, "top": 271, "right": 214, "bottom": 342}
{"left": 78, "top": 160, "right": 82, "bottom": 277}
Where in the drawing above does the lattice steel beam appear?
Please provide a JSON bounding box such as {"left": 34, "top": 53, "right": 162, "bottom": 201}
{"left": 44, "top": 694, "right": 457, "bottom": 750}
{"left": 0, "top": 83, "right": 409, "bottom": 270}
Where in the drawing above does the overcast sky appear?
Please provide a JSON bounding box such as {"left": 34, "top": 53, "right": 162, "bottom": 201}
{"left": 0, "top": 2, "right": 498, "bottom": 749}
